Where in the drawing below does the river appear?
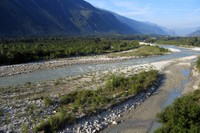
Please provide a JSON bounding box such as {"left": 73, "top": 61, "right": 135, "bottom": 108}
{"left": 148, "top": 69, "right": 192, "bottom": 133}
{"left": 0, "top": 45, "right": 200, "bottom": 88}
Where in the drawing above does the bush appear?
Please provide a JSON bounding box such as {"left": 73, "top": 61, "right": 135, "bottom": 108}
{"left": 196, "top": 57, "right": 200, "bottom": 71}
{"left": 43, "top": 96, "right": 53, "bottom": 106}
{"left": 105, "top": 70, "right": 158, "bottom": 94}
{"left": 0, "top": 109, "right": 3, "bottom": 116}
{"left": 21, "top": 123, "right": 28, "bottom": 133}
{"left": 36, "top": 111, "right": 76, "bottom": 132}
{"left": 155, "top": 89, "right": 200, "bottom": 133}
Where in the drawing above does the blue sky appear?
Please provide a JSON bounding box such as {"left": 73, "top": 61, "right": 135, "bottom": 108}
{"left": 85, "top": 0, "right": 200, "bottom": 31}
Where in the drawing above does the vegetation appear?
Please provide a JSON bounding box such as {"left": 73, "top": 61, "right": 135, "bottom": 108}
{"left": 109, "top": 45, "right": 169, "bottom": 57}
{"left": 155, "top": 37, "right": 200, "bottom": 47}
{"left": 35, "top": 109, "right": 76, "bottom": 132}
{"left": 196, "top": 57, "right": 200, "bottom": 71}
{"left": 21, "top": 123, "right": 28, "bottom": 133}
{"left": 0, "top": 109, "right": 3, "bottom": 116}
{"left": 155, "top": 58, "right": 200, "bottom": 133}
{"left": 155, "top": 89, "right": 200, "bottom": 133}
{"left": 36, "top": 70, "right": 159, "bottom": 132}
{"left": 0, "top": 38, "right": 139, "bottom": 65}
{"left": 43, "top": 96, "right": 53, "bottom": 106}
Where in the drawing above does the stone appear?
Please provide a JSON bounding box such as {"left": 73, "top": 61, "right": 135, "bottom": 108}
{"left": 112, "top": 121, "right": 118, "bottom": 125}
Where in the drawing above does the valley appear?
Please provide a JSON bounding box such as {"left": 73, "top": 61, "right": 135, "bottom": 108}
{"left": 0, "top": 42, "right": 200, "bottom": 132}
{"left": 1, "top": 0, "right": 200, "bottom": 132}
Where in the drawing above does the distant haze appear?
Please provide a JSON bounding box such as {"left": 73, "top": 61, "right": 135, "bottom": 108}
{"left": 85, "top": 0, "right": 200, "bottom": 35}
{"left": 175, "top": 28, "right": 197, "bottom": 36}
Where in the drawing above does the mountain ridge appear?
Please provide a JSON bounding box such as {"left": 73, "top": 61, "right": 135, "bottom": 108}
{"left": 0, "top": 0, "right": 170, "bottom": 37}
{"left": 111, "top": 12, "right": 172, "bottom": 35}
{"left": 189, "top": 29, "right": 200, "bottom": 36}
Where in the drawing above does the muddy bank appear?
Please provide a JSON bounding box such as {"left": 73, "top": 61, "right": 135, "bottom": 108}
{"left": 102, "top": 58, "right": 198, "bottom": 133}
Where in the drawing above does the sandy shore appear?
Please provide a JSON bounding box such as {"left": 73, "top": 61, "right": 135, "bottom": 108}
{"left": 102, "top": 56, "right": 199, "bottom": 133}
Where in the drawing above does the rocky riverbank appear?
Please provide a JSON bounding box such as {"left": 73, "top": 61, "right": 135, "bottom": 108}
{"left": 61, "top": 86, "right": 159, "bottom": 133}
{"left": 0, "top": 53, "right": 197, "bottom": 132}
{"left": 102, "top": 56, "right": 198, "bottom": 133}
{"left": 0, "top": 43, "right": 174, "bottom": 77}
{"left": 0, "top": 60, "right": 162, "bottom": 132}
{"left": 0, "top": 58, "right": 174, "bottom": 132}
{"left": 0, "top": 54, "right": 161, "bottom": 77}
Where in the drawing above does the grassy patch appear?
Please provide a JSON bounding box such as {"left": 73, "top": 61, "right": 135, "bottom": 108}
{"left": 196, "top": 57, "right": 200, "bottom": 71}
{"left": 108, "top": 45, "right": 169, "bottom": 58}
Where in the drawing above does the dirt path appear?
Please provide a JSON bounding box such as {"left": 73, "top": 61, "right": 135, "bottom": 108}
{"left": 102, "top": 60, "right": 197, "bottom": 133}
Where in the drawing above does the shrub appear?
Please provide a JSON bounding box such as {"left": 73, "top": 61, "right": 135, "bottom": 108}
{"left": 155, "top": 89, "right": 200, "bottom": 133}
{"left": 21, "top": 123, "right": 28, "bottom": 133}
{"left": 43, "top": 96, "right": 53, "bottom": 106}
{"left": 196, "top": 57, "right": 200, "bottom": 71}
{"left": 0, "top": 109, "right": 3, "bottom": 116}
{"left": 37, "top": 70, "right": 159, "bottom": 132}
{"left": 36, "top": 111, "right": 76, "bottom": 132}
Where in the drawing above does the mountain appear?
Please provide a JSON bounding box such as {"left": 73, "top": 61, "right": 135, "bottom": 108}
{"left": 112, "top": 12, "right": 172, "bottom": 35}
{"left": 189, "top": 29, "right": 200, "bottom": 36}
{"left": 0, "top": 0, "right": 170, "bottom": 37}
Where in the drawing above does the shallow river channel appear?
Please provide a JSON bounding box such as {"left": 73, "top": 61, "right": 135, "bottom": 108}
{"left": 0, "top": 45, "right": 200, "bottom": 132}
{"left": 0, "top": 45, "right": 200, "bottom": 87}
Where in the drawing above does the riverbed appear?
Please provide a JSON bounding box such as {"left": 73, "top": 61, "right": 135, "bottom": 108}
{"left": 0, "top": 45, "right": 200, "bottom": 87}
{"left": 0, "top": 44, "right": 200, "bottom": 133}
{"left": 102, "top": 59, "right": 198, "bottom": 133}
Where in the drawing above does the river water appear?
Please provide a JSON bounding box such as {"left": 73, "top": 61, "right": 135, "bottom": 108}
{"left": 0, "top": 45, "right": 200, "bottom": 87}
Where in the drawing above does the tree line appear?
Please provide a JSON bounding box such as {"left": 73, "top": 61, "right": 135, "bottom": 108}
{"left": 155, "top": 37, "right": 200, "bottom": 46}
{"left": 0, "top": 38, "right": 139, "bottom": 65}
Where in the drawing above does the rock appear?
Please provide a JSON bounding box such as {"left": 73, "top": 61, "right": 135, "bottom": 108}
{"left": 112, "top": 121, "right": 118, "bottom": 125}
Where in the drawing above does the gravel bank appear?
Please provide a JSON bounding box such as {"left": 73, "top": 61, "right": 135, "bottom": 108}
{"left": 0, "top": 43, "right": 173, "bottom": 77}
{"left": 0, "top": 54, "right": 155, "bottom": 77}
{"left": 102, "top": 56, "right": 198, "bottom": 133}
